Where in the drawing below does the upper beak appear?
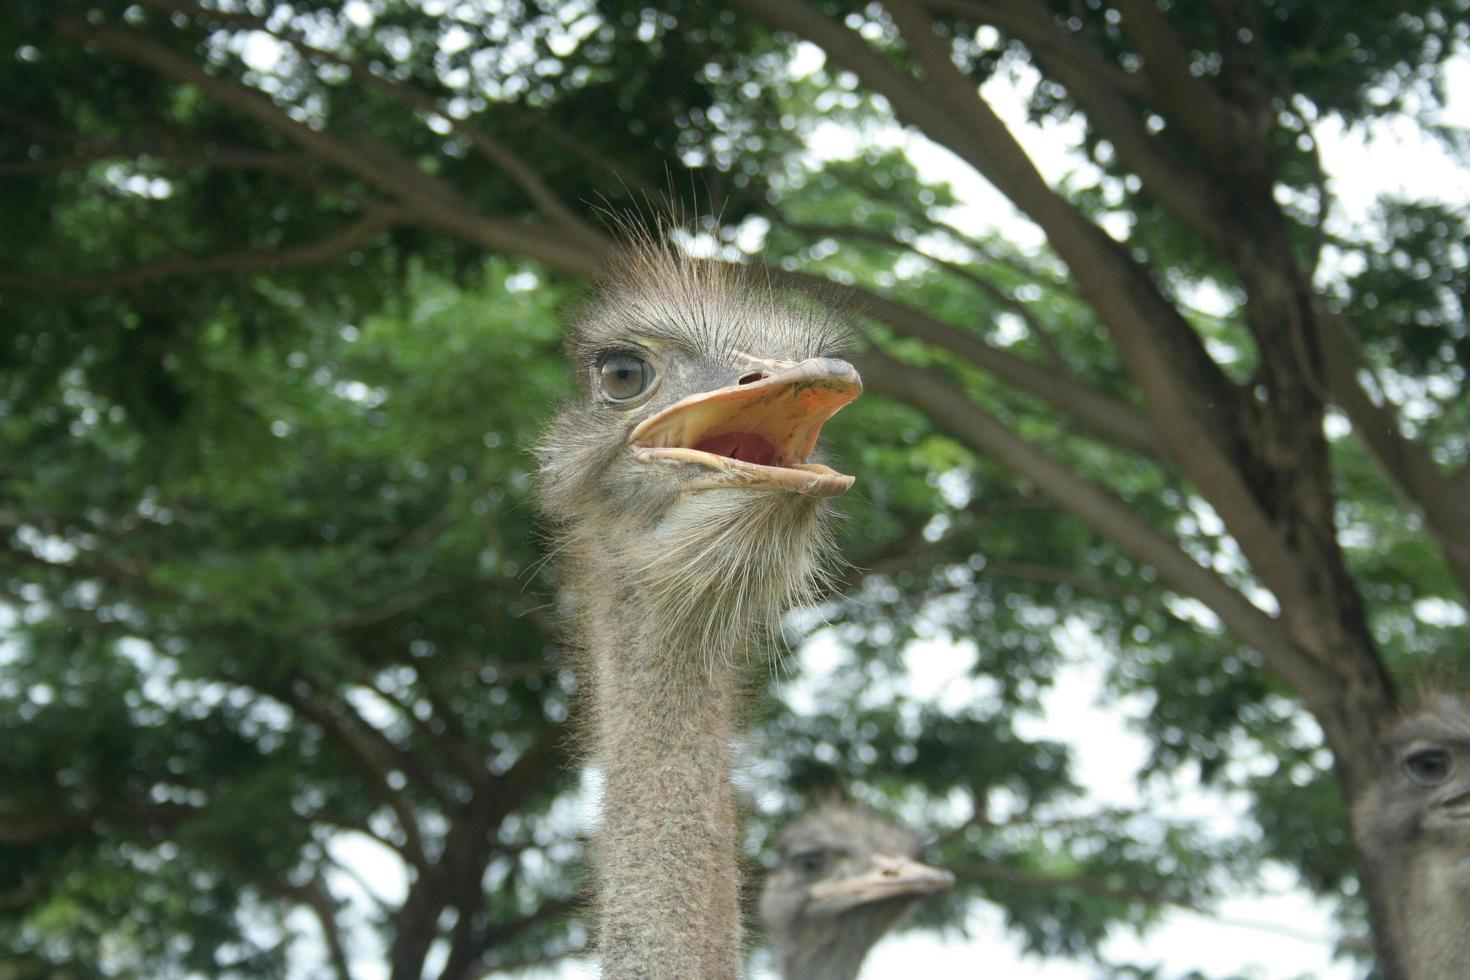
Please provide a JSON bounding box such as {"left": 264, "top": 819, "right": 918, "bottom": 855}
{"left": 807, "top": 854, "right": 955, "bottom": 913}
{"left": 628, "top": 357, "right": 862, "bottom": 496}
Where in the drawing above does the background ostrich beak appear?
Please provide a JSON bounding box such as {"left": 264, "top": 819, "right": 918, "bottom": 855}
{"left": 806, "top": 854, "right": 956, "bottom": 914}
{"left": 1435, "top": 788, "right": 1470, "bottom": 820}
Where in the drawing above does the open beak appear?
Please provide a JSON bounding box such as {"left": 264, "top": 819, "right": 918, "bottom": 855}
{"left": 806, "top": 854, "right": 955, "bottom": 914}
{"left": 628, "top": 357, "right": 861, "bottom": 496}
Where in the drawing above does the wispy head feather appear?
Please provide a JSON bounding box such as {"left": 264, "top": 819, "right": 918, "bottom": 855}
{"left": 536, "top": 227, "right": 851, "bottom": 671}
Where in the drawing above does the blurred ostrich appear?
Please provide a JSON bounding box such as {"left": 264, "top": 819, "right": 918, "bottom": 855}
{"left": 537, "top": 238, "right": 861, "bottom": 979}
{"left": 761, "top": 802, "right": 954, "bottom": 980}
{"left": 1355, "top": 693, "right": 1470, "bottom": 980}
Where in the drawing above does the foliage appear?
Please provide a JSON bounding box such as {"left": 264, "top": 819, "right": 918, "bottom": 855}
{"left": 2, "top": 0, "right": 1468, "bottom": 977}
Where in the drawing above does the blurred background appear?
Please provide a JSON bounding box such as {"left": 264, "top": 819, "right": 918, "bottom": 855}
{"left": 1, "top": 1, "right": 1467, "bottom": 977}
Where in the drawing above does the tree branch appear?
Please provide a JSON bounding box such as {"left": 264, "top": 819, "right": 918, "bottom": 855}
{"left": 923, "top": 0, "right": 1151, "bottom": 99}
{"left": 858, "top": 348, "right": 1317, "bottom": 693}
{"left": 258, "top": 874, "right": 356, "bottom": 980}
{"left": 0, "top": 799, "right": 203, "bottom": 844}
{"left": 775, "top": 267, "right": 1162, "bottom": 454}
{"left": 473, "top": 944, "right": 583, "bottom": 979}
{"left": 974, "top": 0, "right": 1238, "bottom": 252}
{"left": 829, "top": 497, "right": 1139, "bottom": 605}
{"left": 951, "top": 859, "right": 1201, "bottom": 909}
{"left": 931, "top": 806, "right": 1147, "bottom": 851}
{"left": 0, "top": 142, "right": 322, "bottom": 181}
{"left": 389, "top": 727, "right": 568, "bottom": 980}
{"left": 822, "top": 164, "right": 1074, "bottom": 296}
{"left": 53, "top": 16, "right": 607, "bottom": 278}
{"left": 1111, "top": 0, "right": 1249, "bottom": 159}
{"left": 305, "top": 576, "right": 465, "bottom": 635}
{"left": 437, "top": 893, "right": 584, "bottom": 980}
{"left": 303, "top": 878, "right": 356, "bottom": 980}
{"left": 1317, "top": 308, "right": 1470, "bottom": 596}
{"left": 138, "top": 0, "right": 609, "bottom": 253}
{"left": 0, "top": 208, "right": 406, "bottom": 292}
{"left": 885, "top": 4, "right": 1366, "bottom": 660}
{"left": 277, "top": 684, "right": 431, "bottom": 870}
{"left": 502, "top": 102, "right": 665, "bottom": 204}
{"left": 349, "top": 666, "right": 491, "bottom": 790}
{"left": 781, "top": 218, "right": 1068, "bottom": 364}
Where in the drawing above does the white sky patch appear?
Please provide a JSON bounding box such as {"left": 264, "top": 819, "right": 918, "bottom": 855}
{"left": 240, "top": 31, "right": 284, "bottom": 73}
{"left": 1315, "top": 46, "right": 1470, "bottom": 234}
{"left": 790, "top": 41, "right": 827, "bottom": 77}
{"left": 1414, "top": 597, "right": 1469, "bottom": 627}
{"left": 343, "top": 1, "right": 374, "bottom": 29}
{"left": 440, "top": 25, "right": 474, "bottom": 55}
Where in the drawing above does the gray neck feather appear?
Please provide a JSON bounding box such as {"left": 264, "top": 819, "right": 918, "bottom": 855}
{"left": 775, "top": 924, "right": 885, "bottom": 980}
{"left": 555, "top": 481, "right": 831, "bottom": 979}
{"left": 584, "top": 584, "right": 744, "bottom": 980}
{"left": 1397, "top": 849, "right": 1470, "bottom": 980}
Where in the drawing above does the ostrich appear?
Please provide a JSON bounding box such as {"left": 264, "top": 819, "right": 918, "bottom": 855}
{"left": 760, "top": 802, "right": 955, "bottom": 980}
{"left": 536, "top": 238, "right": 861, "bottom": 979}
{"left": 1354, "top": 693, "right": 1470, "bottom": 980}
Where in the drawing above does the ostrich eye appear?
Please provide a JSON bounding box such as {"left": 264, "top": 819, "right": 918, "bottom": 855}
{"left": 788, "top": 850, "right": 827, "bottom": 874}
{"left": 1405, "top": 748, "right": 1453, "bottom": 785}
{"left": 598, "top": 352, "right": 653, "bottom": 402}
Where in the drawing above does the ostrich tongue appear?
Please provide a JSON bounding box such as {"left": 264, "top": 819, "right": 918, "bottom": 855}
{"left": 628, "top": 357, "right": 861, "bottom": 496}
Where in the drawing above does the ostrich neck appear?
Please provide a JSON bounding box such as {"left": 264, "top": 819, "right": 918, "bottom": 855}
{"left": 586, "top": 587, "right": 745, "bottom": 980}
{"left": 1397, "top": 847, "right": 1470, "bottom": 980}
{"left": 776, "top": 929, "right": 878, "bottom": 980}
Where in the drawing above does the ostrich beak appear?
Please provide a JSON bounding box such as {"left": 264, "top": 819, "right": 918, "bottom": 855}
{"left": 1435, "top": 788, "right": 1470, "bottom": 821}
{"left": 806, "top": 854, "right": 955, "bottom": 913}
{"left": 628, "top": 357, "right": 862, "bottom": 496}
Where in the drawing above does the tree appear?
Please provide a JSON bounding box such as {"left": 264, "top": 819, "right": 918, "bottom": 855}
{"left": 0, "top": 269, "right": 590, "bottom": 978}
{"left": 1, "top": 0, "right": 1467, "bottom": 976}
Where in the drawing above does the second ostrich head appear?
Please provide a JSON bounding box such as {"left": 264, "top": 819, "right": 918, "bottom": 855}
{"left": 1354, "top": 693, "right": 1470, "bottom": 979}
{"left": 761, "top": 803, "right": 955, "bottom": 980}
{"left": 537, "top": 240, "right": 860, "bottom": 663}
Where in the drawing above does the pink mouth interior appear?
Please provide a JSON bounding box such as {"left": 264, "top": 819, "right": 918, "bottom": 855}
{"left": 693, "top": 432, "right": 780, "bottom": 466}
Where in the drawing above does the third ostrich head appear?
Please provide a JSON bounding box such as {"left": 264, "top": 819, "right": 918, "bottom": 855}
{"left": 761, "top": 802, "right": 955, "bottom": 980}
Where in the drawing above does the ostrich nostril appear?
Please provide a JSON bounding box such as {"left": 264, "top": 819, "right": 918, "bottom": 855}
{"left": 738, "top": 372, "right": 766, "bottom": 385}
{"left": 881, "top": 868, "right": 898, "bottom": 878}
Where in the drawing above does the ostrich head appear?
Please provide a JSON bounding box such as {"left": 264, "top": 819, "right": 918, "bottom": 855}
{"left": 761, "top": 803, "right": 954, "bottom": 979}
{"left": 1356, "top": 693, "right": 1470, "bottom": 862}
{"left": 1353, "top": 693, "right": 1470, "bottom": 979}
{"left": 537, "top": 240, "right": 861, "bottom": 662}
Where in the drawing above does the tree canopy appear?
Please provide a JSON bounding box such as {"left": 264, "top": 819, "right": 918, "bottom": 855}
{"left": 1, "top": 1, "right": 1468, "bottom": 977}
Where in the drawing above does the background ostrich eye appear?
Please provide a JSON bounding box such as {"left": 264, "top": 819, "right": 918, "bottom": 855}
{"left": 1404, "top": 748, "right": 1452, "bottom": 785}
{"left": 597, "top": 352, "right": 653, "bottom": 402}
{"left": 788, "top": 850, "right": 827, "bottom": 874}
